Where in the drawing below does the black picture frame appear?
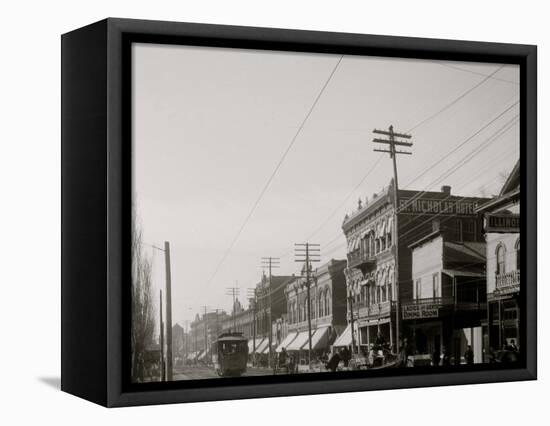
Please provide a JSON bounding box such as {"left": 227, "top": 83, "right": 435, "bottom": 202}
{"left": 61, "top": 17, "right": 537, "bottom": 407}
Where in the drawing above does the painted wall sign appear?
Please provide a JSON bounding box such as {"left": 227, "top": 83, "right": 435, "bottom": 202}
{"left": 399, "top": 198, "right": 479, "bottom": 215}
{"left": 485, "top": 213, "right": 520, "bottom": 233}
{"left": 402, "top": 303, "right": 439, "bottom": 319}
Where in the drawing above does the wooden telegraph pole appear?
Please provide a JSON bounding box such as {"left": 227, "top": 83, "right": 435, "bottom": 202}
{"left": 225, "top": 286, "right": 240, "bottom": 331}
{"left": 151, "top": 242, "right": 173, "bottom": 380}
{"left": 163, "top": 241, "right": 173, "bottom": 381}
{"left": 202, "top": 306, "right": 208, "bottom": 363}
{"left": 159, "top": 289, "right": 165, "bottom": 381}
{"left": 372, "top": 125, "right": 413, "bottom": 352}
{"left": 247, "top": 288, "right": 258, "bottom": 355}
{"left": 295, "top": 243, "right": 320, "bottom": 369}
{"left": 261, "top": 257, "right": 280, "bottom": 369}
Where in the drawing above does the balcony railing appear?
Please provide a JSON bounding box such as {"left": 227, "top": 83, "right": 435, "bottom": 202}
{"left": 355, "top": 300, "right": 395, "bottom": 319}
{"left": 495, "top": 270, "right": 520, "bottom": 294}
{"left": 347, "top": 250, "right": 376, "bottom": 270}
{"left": 405, "top": 297, "right": 453, "bottom": 306}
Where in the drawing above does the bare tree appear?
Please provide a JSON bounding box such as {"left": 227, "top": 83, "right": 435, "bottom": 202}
{"left": 131, "top": 211, "right": 156, "bottom": 382}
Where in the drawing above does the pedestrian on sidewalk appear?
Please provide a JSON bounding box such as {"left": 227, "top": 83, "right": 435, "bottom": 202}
{"left": 464, "top": 345, "right": 474, "bottom": 365}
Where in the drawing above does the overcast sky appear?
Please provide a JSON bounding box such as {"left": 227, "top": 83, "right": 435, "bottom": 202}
{"left": 132, "top": 42, "right": 519, "bottom": 329}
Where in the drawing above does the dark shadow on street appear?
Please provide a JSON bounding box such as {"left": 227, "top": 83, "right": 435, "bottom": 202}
{"left": 38, "top": 376, "right": 61, "bottom": 389}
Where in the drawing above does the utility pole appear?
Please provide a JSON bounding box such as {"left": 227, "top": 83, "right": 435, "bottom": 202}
{"left": 164, "top": 241, "right": 173, "bottom": 381}
{"left": 215, "top": 309, "right": 220, "bottom": 337}
{"left": 226, "top": 286, "right": 240, "bottom": 331}
{"left": 159, "top": 289, "right": 165, "bottom": 381}
{"left": 349, "top": 290, "right": 357, "bottom": 354}
{"left": 151, "top": 242, "right": 173, "bottom": 380}
{"left": 261, "top": 257, "right": 280, "bottom": 369}
{"left": 372, "top": 125, "right": 413, "bottom": 353}
{"left": 184, "top": 320, "right": 190, "bottom": 366}
{"left": 247, "top": 287, "right": 257, "bottom": 360}
{"left": 202, "top": 306, "right": 209, "bottom": 364}
{"left": 295, "top": 243, "right": 320, "bottom": 369}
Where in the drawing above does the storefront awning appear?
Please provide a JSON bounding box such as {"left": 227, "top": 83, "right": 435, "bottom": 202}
{"left": 442, "top": 269, "right": 485, "bottom": 279}
{"left": 254, "top": 338, "right": 269, "bottom": 354}
{"left": 197, "top": 350, "right": 206, "bottom": 360}
{"left": 333, "top": 324, "right": 352, "bottom": 347}
{"left": 309, "top": 327, "right": 330, "bottom": 350}
{"left": 285, "top": 331, "right": 309, "bottom": 351}
{"left": 248, "top": 338, "right": 261, "bottom": 353}
{"left": 276, "top": 332, "right": 298, "bottom": 353}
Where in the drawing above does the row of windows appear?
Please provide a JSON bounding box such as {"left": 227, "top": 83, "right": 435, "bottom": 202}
{"left": 356, "top": 281, "right": 393, "bottom": 306}
{"left": 414, "top": 273, "right": 440, "bottom": 300}
{"left": 496, "top": 238, "right": 520, "bottom": 275}
{"left": 288, "top": 291, "right": 332, "bottom": 324}
{"left": 352, "top": 232, "right": 392, "bottom": 257}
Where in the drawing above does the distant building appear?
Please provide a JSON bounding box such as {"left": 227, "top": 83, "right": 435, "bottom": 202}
{"left": 221, "top": 297, "right": 255, "bottom": 340}
{"left": 253, "top": 274, "right": 295, "bottom": 359}
{"left": 342, "top": 180, "right": 489, "bottom": 352}
{"left": 190, "top": 310, "right": 230, "bottom": 363}
{"left": 281, "top": 259, "right": 347, "bottom": 363}
{"left": 172, "top": 323, "right": 185, "bottom": 356}
{"left": 476, "top": 161, "right": 520, "bottom": 354}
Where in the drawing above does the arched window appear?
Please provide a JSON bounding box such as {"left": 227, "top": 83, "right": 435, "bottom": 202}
{"left": 318, "top": 294, "right": 324, "bottom": 317}
{"left": 369, "top": 234, "right": 374, "bottom": 255}
{"left": 515, "top": 238, "right": 520, "bottom": 270}
{"left": 383, "top": 271, "right": 390, "bottom": 302}
{"left": 496, "top": 244, "right": 507, "bottom": 275}
{"left": 325, "top": 290, "right": 331, "bottom": 316}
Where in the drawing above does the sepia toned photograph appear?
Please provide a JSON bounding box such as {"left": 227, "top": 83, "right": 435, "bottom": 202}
{"left": 130, "top": 42, "right": 521, "bottom": 383}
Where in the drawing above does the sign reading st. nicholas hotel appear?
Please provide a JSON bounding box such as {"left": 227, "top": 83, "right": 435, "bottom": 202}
{"left": 398, "top": 198, "right": 480, "bottom": 216}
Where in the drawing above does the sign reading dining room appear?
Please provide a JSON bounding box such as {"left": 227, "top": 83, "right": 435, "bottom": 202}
{"left": 402, "top": 303, "right": 439, "bottom": 320}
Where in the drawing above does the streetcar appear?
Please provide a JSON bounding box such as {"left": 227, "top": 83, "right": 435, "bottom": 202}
{"left": 212, "top": 332, "right": 249, "bottom": 377}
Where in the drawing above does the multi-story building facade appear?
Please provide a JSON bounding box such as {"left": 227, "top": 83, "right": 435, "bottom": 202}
{"left": 254, "top": 274, "right": 294, "bottom": 358}
{"left": 342, "top": 180, "right": 489, "bottom": 353}
{"left": 476, "top": 161, "right": 520, "bottom": 354}
{"left": 281, "top": 259, "right": 347, "bottom": 362}
{"left": 407, "top": 231, "right": 487, "bottom": 364}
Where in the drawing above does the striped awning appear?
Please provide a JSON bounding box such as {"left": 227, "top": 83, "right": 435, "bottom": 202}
{"left": 333, "top": 324, "right": 352, "bottom": 347}
{"left": 286, "top": 331, "right": 309, "bottom": 351}
{"left": 276, "top": 332, "right": 298, "bottom": 353}
{"left": 254, "top": 338, "right": 269, "bottom": 354}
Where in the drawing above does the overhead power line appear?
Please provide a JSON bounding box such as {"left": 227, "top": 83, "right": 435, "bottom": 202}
{"left": 438, "top": 62, "right": 519, "bottom": 85}
{"left": 406, "top": 65, "right": 505, "bottom": 132}
{"left": 398, "top": 100, "right": 519, "bottom": 213}
{"left": 201, "top": 55, "right": 345, "bottom": 293}
{"left": 297, "top": 61, "right": 507, "bottom": 249}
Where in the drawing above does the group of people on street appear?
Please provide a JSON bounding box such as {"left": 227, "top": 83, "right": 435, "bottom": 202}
{"left": 272, "top": 334, "right": 513, "bottom": 373}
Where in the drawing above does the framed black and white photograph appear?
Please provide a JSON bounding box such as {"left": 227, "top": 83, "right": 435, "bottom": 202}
{"left": 61, "top": 18, "right": 536, "bottom": 407}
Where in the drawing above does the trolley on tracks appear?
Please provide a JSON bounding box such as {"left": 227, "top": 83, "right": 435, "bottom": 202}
{"left": 212, "top": 332, "right": 249, "bottom": 377}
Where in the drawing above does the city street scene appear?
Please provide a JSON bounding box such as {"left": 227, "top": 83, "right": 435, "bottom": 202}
{"left": 130, "top": 43, "right": 520, "bottom": 382}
